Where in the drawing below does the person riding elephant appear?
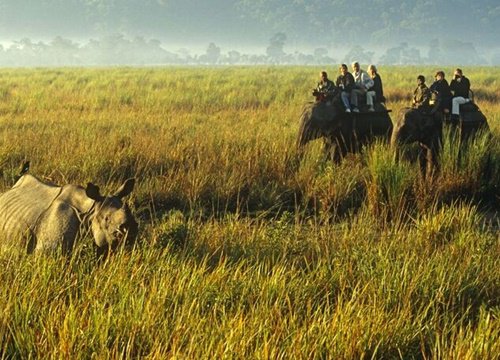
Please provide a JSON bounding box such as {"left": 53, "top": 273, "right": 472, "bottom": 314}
{"left": 351, "top": 61, "right": 374, "bottom": 113}
{"left": 335, "top": 64, "right": 355, "bottom": 113}
{"left": 412, "top": 75, "right": 431, "bottom": 113}
{"left": 366, "top": 64, "right": 385, "bottom": 111}
{"left": 312, "top": 70, "right": 337, "bottom": 104}
{"left": 449, "top": 68, "right": 471, "bottom": 123}
{"left": 429, "top": 70, "right": 452, "bottom": 114}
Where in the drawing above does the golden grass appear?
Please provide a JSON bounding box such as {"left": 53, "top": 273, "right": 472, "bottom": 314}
{"left": 0, "top": 66, "right": 498, "bottom": 358}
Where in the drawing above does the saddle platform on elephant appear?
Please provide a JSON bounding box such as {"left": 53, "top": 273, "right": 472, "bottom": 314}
{"left": 348, "top": 109, "right": 392, "bottom": 115}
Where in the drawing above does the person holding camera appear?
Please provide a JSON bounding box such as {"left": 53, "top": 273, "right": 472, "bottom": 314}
{"left": 449, "top": 68, "right": 471, "bottom": 121}
{"left": 313, "top": 71, "right": 336, "bottom": 104}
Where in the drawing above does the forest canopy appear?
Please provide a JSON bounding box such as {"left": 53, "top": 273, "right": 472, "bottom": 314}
{"left": 0, "top": 0, "right": 498, "bottom": 47}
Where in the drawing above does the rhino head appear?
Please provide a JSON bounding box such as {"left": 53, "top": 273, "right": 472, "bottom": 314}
{"left": 85, "top": 178, "right": 138, "bottom": 252}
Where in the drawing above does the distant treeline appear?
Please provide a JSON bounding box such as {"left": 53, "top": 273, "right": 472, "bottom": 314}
{"left": 1, "top": 0, "right": 499, "bottom": 48}
{"left": 0, "top": 34, "right": 498, "bottom": 67}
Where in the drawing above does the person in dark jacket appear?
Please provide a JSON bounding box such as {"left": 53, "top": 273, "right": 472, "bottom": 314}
{"left": 449, "top": 68, "right": 471, "bottom": 120}
{"left": 366, "top": 64, "right": 385, "bottom": 111}
{"left": 336, "top": 64, "right": 355, "bottom": 112}
{"left": 429, "top": 70, "right": 452, "bottom": 113}
{"left": 412, "top": 75, "right": 431, "bottom": 112}
{"left": 313, "top": 70, "right": 336, "bottom": 103}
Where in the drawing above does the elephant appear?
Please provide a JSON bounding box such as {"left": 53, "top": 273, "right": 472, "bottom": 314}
{"left": 296, "top": 98, "right": 393, "bottom": 162}
{"left": 391, "top": 102, "right": 489, "bottom": 177}
{"left": 391, "top": 108, "right": 443, "bottom": 177}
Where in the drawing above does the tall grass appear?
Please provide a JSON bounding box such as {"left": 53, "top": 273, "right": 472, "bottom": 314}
{"left": 365, "top": 141, "right": 417, "bottom": 224}
{"left": 0, "top": 66, "right": 498, "bottom": 358}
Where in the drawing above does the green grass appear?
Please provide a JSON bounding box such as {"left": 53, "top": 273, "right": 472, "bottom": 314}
{"left": 0, "top": 66, "right": 498, "bottom": 358}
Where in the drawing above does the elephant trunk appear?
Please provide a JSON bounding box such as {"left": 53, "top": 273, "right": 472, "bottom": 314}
{"left": 390, "top": 123, "right": 406, "bottom": 149}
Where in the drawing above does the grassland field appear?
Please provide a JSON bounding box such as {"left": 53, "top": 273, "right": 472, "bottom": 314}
{"left": 0, "top": 66, "right": 498, "bottom": 358}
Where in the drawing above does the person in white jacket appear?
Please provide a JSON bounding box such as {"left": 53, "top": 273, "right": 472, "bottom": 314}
{"left": 350, "top": 61, "right": 374, "bottom": 112}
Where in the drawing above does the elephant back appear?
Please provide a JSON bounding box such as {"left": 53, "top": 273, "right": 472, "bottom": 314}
{"left": 351, "top": 108, "right": 393, "bottom": 140}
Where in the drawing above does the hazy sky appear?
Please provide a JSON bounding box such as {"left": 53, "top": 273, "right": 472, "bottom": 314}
{"left": 0, "top": 0, "right": 499, "bottom": 54}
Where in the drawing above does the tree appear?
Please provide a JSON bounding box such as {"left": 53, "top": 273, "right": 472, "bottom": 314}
{"left": 313, "top": 47, "right": 335, "bottom": 64}
{"left": 201, "top": 42, "right": 221, "bottom": 64}
{"left": 380, "top": 42, "right": 422, "bottom": 65}
{"left": 226, "top": 50, "right": 241, "bottom": 65}
{"left": 343, "top": 45, "right": 374, "bottom": 66}
{"left": 266, "top": 32, "right": 287, "bottom": 63}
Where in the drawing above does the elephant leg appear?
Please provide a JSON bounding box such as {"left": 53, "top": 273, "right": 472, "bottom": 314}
{"left": 418, "top": 147, "right": 428, "bottom": 178}
{"left": 430, "top": 137, "right": 441, "bottom": 176}
{"left": 332, "top": 144, "right": 344, "bottom": 164}
{"left": 323, "top": 138, "right": 344, "bottom": 163}
{"left": 336, "top": 132, "right": 350, "bottom": 161}
{"left": 323, "top": 138, "right": 337, "bottom": 163}
{"left": 334, "top": 137, "right": 349, "bottom": 163}
{"left": 423, "top": 140, "right": 440, "bottom": 179}
{"left": 426, "top": 148, "right": 436, "bottom": 179}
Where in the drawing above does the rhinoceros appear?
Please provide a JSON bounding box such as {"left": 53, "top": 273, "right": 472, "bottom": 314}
{"left": 0, "top": 174, "right": 138, "bottom": 255}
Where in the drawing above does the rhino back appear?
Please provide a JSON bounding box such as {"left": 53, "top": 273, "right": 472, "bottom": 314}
{"left": 0, "top": 175, "right": 62, "bottom": 243}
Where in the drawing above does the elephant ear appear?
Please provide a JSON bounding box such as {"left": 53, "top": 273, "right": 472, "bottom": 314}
{"left": 313, "top": 102, "right": 341, "bottom": 128}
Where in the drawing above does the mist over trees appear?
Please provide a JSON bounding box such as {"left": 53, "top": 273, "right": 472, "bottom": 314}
{"left": 0, "top": 34, "right": 496, "bottom": 66}
{"left": 0, "top": 0, "right": 499, "bottom": 65}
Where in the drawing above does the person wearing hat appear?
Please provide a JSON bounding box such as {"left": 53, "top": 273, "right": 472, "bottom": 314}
{"left": 429, "top": 70, "right": 452, "bottom": 113}
{"left": 412, "top": 75, "right": 431, "bottom": 111}
{"left": 449, "top": 68, "right": 471, "bottom": 121}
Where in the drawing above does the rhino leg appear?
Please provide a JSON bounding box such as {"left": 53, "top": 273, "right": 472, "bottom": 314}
{"left": 35, "top": 201, "right": 80, "bottom": 255}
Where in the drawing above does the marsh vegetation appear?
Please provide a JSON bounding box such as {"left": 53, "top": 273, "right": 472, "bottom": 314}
{"left": 0, "top": 66, "right": 498, "bottom": 358}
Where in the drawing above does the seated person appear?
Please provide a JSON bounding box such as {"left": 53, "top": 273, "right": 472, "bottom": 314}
{"left": 366, "top": 64, "right": 385, "bottom": 111}
{"left": 449, "top": 68, "right": 471, "bottom": 121}
{"left": 429, "top": 70, "right": 452, "bottom": 114}
{"left": 313, "top": 70, "right": 336, "bottom": 103}
{"left": 412, "top": 75, "right": 431, "bottom": 112}
{"left": 351, "top": 61, "right": 374, "bottom": 112}
{"left": 336, "top": 64, "right": 355, "bottom": 113}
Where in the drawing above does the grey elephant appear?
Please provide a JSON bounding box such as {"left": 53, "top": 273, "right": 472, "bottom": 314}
{"left": 0, "top": 173, "right": 138, "bottom": 256}
{"left": 391, "top": 104, "right": 489, "bottom": 176}
{"left": 297, "top": 98, "right": 393, "bottom": 162}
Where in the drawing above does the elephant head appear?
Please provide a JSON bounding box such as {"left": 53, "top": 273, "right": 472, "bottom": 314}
{"left": 391, "top": 108, "right": 443, "bottom": 176}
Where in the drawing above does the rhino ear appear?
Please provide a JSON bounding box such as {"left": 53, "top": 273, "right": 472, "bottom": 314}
{"left": 86, "top": 183, "right": 104, "bottom": 202}
{"left": 114, "top": 178, "right": 135, "bottom": 199}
